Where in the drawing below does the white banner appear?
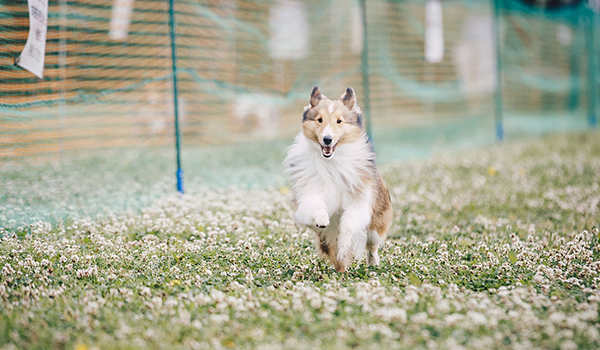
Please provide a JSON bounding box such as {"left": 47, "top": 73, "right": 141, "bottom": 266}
{"left": 109, "top": 0, "right": 135, "bottom": 40}
{"left": 268, "top": 0, "right": 309, "bottom": 60}
{"left": 16, "top": 0, "right": 49, "bottom": 79}
{"left": 425, "top": 0, "right": 444, "bottom": 64}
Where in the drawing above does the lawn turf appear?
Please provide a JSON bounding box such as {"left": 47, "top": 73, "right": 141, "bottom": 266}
{"left": 1, "top": 131, "right": 599, "bottom": 349}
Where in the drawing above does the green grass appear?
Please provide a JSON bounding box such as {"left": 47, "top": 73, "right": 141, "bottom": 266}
{"left": 1, "top": 131, "right": 600, "bottom": 349}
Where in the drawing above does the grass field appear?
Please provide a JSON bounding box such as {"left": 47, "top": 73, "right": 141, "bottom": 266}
{"left": 1, "top": 131, "right": 600, "bottom": 349}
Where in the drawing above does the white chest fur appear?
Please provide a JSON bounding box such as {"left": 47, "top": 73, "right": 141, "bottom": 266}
{"left": 284, "top": 133, "right": 375, "bottom": 215}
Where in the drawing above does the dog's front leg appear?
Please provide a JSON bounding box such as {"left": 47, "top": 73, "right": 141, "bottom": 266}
{"left": 336, "top": 203, "right": 371, "bottom": 272}
{"left": 294, "top": 195, "right": 330, "bottom": 229}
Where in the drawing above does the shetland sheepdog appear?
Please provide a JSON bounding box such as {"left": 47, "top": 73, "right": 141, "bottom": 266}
{"left": 284, "top": 86, "right": 393, "bottom": 272}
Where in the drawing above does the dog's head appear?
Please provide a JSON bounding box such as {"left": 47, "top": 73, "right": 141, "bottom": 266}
{"left": 301, "top": 86, "right": 364, "bottom": 159}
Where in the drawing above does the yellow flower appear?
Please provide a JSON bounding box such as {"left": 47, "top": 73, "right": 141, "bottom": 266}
{"left": 170, "top": 280, "right": 180, "bottom": 286}
{"left": 278, "top": 186, "right": 290, "bottom": 195}
{"left": 75, "top": 344, "right": 88, "bottom": 350}
{"left": 487, "top": 166, "right": 497, "bottom": 176}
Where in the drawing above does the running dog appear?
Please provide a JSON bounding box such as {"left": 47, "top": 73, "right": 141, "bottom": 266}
{"left": 284, "top": 86, "right": 393, "bottom": 272}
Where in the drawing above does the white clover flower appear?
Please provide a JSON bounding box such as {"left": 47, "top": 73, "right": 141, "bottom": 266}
{"left": 152, "top": 297, "right": 163, "bottom": 308}
{"left": 2, "top": 264, "right": 15, "bottom": 276}
{"left": 585, "top": 326, "right": 600, "bottom": 342}
{"left": 309, "top": 296, "right": 322, "bottom": 309}
{"left": 84, "top": 301, "right": 100, "bottom": 315}
{"left": 533, "top": 273, "right": 546, "bottom": 284}
{"left": 140, "top": 287, "right": 151, "bottom": 297}
{"left": 560, "top": 340, "right": 577, "bottom": 350}
{"left": 437, "top": 299, "right": 451, "bottom": 313}
{"left": 374, "top": 307, "right": 407, "bottom": 323}
{"left": 444, "top": 313, "right": 465, "bottom": 327}
{"left": 467, "top": 311, "right": 487, "bottom": 326}
{"left": 410, "top": 312, "right": 428, "bottom": 325}
{"left": 144, "top": 328, "right": 156, "bottom": 340}
{"left": 192, "top": 319, "right": 203, "bottom": 330}
{"left": 177, "top": 310, "right": 191, "bottom": 325}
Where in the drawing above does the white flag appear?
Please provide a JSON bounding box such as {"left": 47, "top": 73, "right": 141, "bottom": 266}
{"left": 110, "top": 0, "right": 135, "bottom": 41}
{"left": 16, "top": 0, "right": 49, "bottom": 79}
{"left": 268, "top": 0, "right": 309, "bottom": 60}
{"left": 425, "top": 0, "right": 444, "bottom": 64}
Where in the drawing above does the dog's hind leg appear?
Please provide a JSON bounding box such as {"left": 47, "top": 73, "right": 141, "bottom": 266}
{"left": 366, "top": 230, "right": 383, "bottom": 266}
{"left": 367, "top": 175, "right": 393, "bottom": 266}
{"left": 317, "top": 236, "right": 344, "bottom": 272}
{"left": 315, "top": 216, "right": 344, "bottom": 270}
{"left": 327, "top": 242, "right": 346, "bottom": 273}
{"left": 315, "top": 233, "right": 330, "bottom": 258}
{"left": 336, "top": 203, "right": 372, "bottom": 272}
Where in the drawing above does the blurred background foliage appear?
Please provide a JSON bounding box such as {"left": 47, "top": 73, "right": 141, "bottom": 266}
{"left": 0, "top": 0, "right": 598, "bottom": 229}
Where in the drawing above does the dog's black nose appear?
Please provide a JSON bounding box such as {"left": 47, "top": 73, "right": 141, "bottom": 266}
{"left": 323, "top": 136, "right": 332, "bottom": 145}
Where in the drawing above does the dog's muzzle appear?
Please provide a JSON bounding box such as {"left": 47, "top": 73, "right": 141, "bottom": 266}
{"left": 321, "top": 143, "right": 337, "bottom": 158}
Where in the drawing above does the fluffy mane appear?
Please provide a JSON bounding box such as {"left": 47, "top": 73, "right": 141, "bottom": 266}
{"left": 284, "top": 132, "right": 375, "bottom": 197}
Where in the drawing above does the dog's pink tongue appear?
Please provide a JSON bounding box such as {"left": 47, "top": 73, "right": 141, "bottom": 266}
{"left": 323, "top": 146, "right": 332, "bottom": 154}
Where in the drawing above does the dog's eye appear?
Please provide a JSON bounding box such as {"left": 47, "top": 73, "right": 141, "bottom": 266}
{"left": 317, "top": 117, "right": 323, "bottom": 123}
{"left": 337, "top": 119, "right": 342, "bottom": 124}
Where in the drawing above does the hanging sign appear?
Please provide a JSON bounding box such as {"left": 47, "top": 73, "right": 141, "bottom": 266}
{"left": 110, "top": 0, "right": 135, "bottom": 40}
{"left": 425, "top": 0, "right": 444, "bottom": 64}
{"left": 268, "top": 0, "right": 309, "bottom": 60}
{"left": 16, "top": 0, "right": 49, "bottom": 79}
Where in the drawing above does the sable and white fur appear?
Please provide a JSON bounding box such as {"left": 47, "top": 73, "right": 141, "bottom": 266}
{"left": 284, "top": 87, "right": 393, "bottom": 272}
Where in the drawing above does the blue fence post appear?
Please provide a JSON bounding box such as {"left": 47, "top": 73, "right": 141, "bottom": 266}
{"left": 587, "top": 13, "right": 598, "bottom": 128}
{"left": 359, "top": 0, "right": 373, "bottom": 143}
{"left": 168, "top": 0, "right": 184, "bottom": 194}
{"left": 491, "top": 0, "right": 504, "bottom": 141}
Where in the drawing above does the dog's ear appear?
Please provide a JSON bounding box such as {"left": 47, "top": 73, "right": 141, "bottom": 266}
{"left": 310, "top": 86, "right": 322, "bottom": 107}
{"left": 341, "top": 87, "right": 356, "bottom": 109}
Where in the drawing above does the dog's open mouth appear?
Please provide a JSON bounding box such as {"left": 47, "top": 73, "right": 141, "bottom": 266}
{"left": 321, "top": 143, "right": 337, "bottom": 158}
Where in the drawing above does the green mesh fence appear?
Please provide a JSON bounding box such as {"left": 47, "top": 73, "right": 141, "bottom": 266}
{"left": 1, "top": 0, "right": 599, "bottom": 230}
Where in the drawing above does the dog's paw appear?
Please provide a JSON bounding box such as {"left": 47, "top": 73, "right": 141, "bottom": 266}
{"left": 367, "top": 250, "right": 380, "bottom": 266}
{"left": 334, "top": 262, "right": 347, "bottom": 273}
{"left": 336, "top": 250, "right": 352, "bottom": 267}
{"left": 313, "top": 209, "right": 330, "bottom": 228}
